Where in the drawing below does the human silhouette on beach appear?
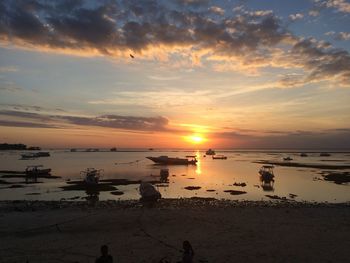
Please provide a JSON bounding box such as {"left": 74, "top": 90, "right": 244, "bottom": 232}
{"left": 180, "top": 240, "right": 194, "bottom": 263}
{"left": 96, "top": 245, "right": 113, "bottom": 263}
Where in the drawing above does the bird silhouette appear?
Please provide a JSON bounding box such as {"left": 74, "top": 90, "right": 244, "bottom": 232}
{"left": 130, "top": 54, "right": 134, "bottom": 58}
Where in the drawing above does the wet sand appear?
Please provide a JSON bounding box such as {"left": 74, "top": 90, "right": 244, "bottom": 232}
{"left": 1, "top": 199, "right": 349, "bottom": 263}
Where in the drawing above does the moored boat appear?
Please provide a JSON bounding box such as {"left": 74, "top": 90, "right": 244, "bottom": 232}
{"left": 320, "top": 152, "right": 331, "bottom": 157}
{"left": 206, "top": 149, "right": 216, "bottom": 155}
{"left": 300, "top": 153, "right": 308, "bottom": 157}
{"left": 212, "top": 155, "right": 227, "bottom": 160}
{"left": 259, "top": 165, "right": 275, "bottom": 180}
{"left": 147, "top": 156, "right": 197, "bottom": 165}
{"left": 283, "top": 156, "right": 293, "bottom": 161}
{"left": 25, "top": 165, "right": 51, "bottom": 176}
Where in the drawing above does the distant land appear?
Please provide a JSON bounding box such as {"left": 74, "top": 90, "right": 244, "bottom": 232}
{"left": 0, "top": 143, "right": 41, "bottom": 150}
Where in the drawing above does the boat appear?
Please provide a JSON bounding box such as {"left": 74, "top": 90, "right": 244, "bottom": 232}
{"left": 320, "top": 152, "right": 331, "bottom": 157}
{"left": 36, "top": 152, "right": 50, "bottom": 157}
{"left": 212, "top": 155, "right": 227, "bottom": 160}
{"left": 21, "top": 153, "right": 38, "bottom": 159}
{"left": 259, "top": 165, "right": 275, "bottom": 191}
{"left": 206, "top": 149, "right": 216, "bottom": 155}
{"left": 300, "top": 153, "right": 308, "bottom": 157}
{"left": 139, "top": 182, "right": 161, "bottom": 202}
{"left": 283, "top": 156, "right": 293, "bottom": 161}
{"left": 259, "top": 165, "right": 275, "bottom": 180}
{"left": 110, "top": 147, "right": 117, "bottom": 152}
{"left": 80, "top": 168, "right": 103, "bottom": 185}
{"left": 25, "top": 165, "right": 51, "bottom": 176}
{"left": 147, "top": 156, "right": 197, "bottom": 165}
{"left": 70, "top": 148, "right": 77, "bottom": 152}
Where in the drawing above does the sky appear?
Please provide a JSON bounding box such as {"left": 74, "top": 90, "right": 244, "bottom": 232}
{"left": 0, "top": 0, "right": 350, "bottom": 149}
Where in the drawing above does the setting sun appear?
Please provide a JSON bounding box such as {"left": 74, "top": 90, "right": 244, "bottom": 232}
{"left": 185, "top": 134, "right": 206, "bottom": 144}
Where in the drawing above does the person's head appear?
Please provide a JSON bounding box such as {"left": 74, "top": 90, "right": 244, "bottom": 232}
{"left": 100, "top": 245, "right": 108, "bottom": 256}
{"left": 183, "top": 240, "right": 192, "bottom": 252}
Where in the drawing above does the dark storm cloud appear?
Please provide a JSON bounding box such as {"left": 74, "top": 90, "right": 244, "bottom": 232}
{"left": 0, "top": 0, "right": 349, "bottom": 86}
{"left": 0, "top": 110, "right": 170, "bottom": 132}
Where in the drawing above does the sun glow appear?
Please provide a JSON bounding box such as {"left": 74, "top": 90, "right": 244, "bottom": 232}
{"left": 185, "top": 134, "right": 206, "bottom": 144}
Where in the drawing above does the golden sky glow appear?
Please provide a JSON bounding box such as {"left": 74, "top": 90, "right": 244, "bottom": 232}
{"left": 0, "top": 0, "right": 350, "bottom": 149}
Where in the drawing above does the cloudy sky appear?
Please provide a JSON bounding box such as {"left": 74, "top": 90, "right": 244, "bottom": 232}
{"left": 0, "top": 0, "right": 350, "bottom": 149}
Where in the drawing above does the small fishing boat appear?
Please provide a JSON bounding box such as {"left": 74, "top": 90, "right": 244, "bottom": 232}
{"left": 25, "top": 165, "right": 52, "bottom": 176}
{"left": 36, "top": 152, "right": 50, "bottom": 157}
{"left": 259, "top": 165, "right": 275, "bottom": 191}
{"left": 300, "top": 153, "right": 308, "bottom": 157}
{"left": 139, "top": 182, "right": 161, "bottom": 202}
{"left": 21, "top": 153, "right": 38, "bottom": 159}
{"left": 283, "top": 156, "right": 293, "bottom": 161}
{"left": 110, "top": 147, "right": 117, "bottom": 152}
{"left": 320, "top": 152, "right": 331, "bottom": 157}
{"left": 212, "top": 155, "right": 227, "bottom": 160}
{"left": 80, "top": 168, "right": 103, "bottom": 185}
{"left": 70, "top": 148, "right": 77, "bottom": 152}
{"left": 206, "top": 149, "right": 216, "bottom": 155}
{"left": 259, "top": 165, "right": 275, "bottom": 180}
{"left": 147, "top": 156, "right": 197, "bottom": 165}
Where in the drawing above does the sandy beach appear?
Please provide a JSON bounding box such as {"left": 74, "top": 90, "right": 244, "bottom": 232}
{"left": 1, "top": 199, "right": 349, "bottom": 263}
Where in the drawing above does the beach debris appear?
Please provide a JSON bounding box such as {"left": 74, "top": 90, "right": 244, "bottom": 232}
{"left": 265, "top": 195, "right": 287, "bottom": 200}
{"left": 322, "top": 172, "right": 350, "bottom": 184}
{"left": 111, "top": 191, "right": 124, "bottom": 195}
{"left": 184, "top": 186, "right": 201, "bottom": 190}
{"left": 233, "top": 182, "right": 247, "bottom": 187}
{"left": 223, "top": 190, "right": 247, "bottom": 195}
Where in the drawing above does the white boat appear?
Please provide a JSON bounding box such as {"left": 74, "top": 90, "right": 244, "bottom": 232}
{"left": 139, "top": 182, "right": 161, "bottom": 201}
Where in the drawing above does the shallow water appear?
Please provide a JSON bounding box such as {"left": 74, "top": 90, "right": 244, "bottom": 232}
{"left": 0, "top": 150, "right": 349, "bottom": 202}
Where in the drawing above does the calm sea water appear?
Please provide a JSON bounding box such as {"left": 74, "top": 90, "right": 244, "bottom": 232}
{"left": 0, "top": 150, "right": 349, "bottom": 202}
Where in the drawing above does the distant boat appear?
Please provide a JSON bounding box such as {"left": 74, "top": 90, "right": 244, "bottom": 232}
{"left": 149, "top": 148, "right": 154, "bottom": 151}
{"left": 212, "top": 155, "right": 227, "bottom": 160}
{"left": 21, "top": 152, "right": 50, "bottom": 159}
{"left": 283, "top": 156, "right": 293, "bottom": 161}
{"left": 27, "top": 146, "right": 41, "bottom": 151}
{"left": 206, "top": 149, "right": 216, "bottom": 155}
{"left": 147, "top": 156, "right": 197, "bottom": 165}
{"left": 25, "top": 165, "right": 51, "bottom": 176}
{"left": 21, "top": 153, "right": 38, "bottom": 159}
{"left": 300, "top": 153, "right": 308, "bottom": 157}
{"left": 139, "top": 182, "right": 161, "bottom": 202}
{"left": 70, "top": 148, "right": 77, "bottom": 152}
{"left": 36, "top": 152, "right": 50, "bottom": 157}
{"left": 110, "top": 147, "right": 117, "bottom": 152}
{"left": 320, "top": 152, "right": 331, "bottom": 157}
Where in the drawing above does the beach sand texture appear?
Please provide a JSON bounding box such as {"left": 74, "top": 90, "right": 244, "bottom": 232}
{"left": 1, "top": 200, "right": 349, "bottom": 263}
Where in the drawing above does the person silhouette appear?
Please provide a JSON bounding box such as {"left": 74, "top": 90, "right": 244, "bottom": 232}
{"left": 95, "top": 245, "right": 113, "bottom": 263}
{"left": 182, "top": 240, "right": 194, "bottom": 263}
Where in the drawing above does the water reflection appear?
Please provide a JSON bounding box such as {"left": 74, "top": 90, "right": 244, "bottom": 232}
{"left": 195, "top": 151, "right": 202, "bottom": 175}
{"left": 260, "top": 177, "right": 275, "bottom": 192}
{"left": 85, "top": 188, "right": 99, "bottom": 206}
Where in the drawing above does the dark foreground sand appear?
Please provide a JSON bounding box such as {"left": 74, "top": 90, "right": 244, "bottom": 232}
{"left": 0, "top": 199, "right": 349, "bottom": 263}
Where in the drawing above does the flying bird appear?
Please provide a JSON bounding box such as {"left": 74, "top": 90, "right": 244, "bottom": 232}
{"left": 130, "top": 54, "right": 134, "bottom": 58}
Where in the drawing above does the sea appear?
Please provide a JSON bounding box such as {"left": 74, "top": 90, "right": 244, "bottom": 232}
{"left": 0, "top": 149, "right": 349, "bottom": 203}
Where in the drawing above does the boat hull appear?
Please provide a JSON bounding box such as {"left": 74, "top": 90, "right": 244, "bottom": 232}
{"left": 147, "top": 157, "right": 196, "bottom": 165}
